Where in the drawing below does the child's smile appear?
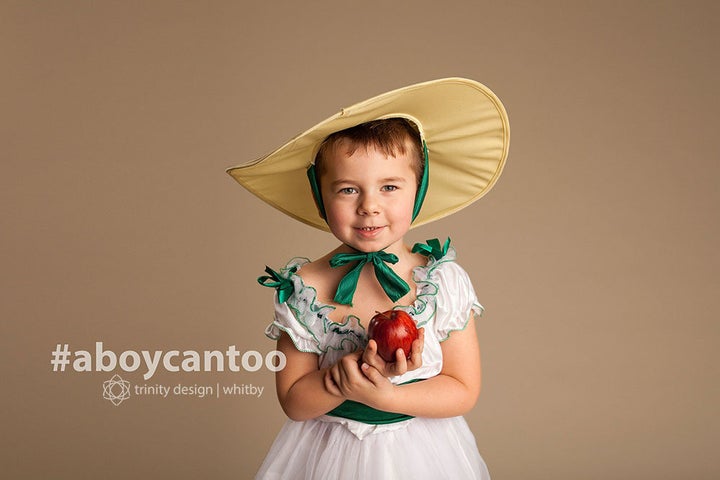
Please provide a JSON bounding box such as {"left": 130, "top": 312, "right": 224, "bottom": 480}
{"left": 320, "top": 142, "right": 418, "bottom": 254}
{"left": 355, "top": 225, "right": 385, "bottom": 237}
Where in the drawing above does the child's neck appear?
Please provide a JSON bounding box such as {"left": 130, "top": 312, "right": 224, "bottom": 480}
{"left": 333, "top": 240, "right": 412, "bottom": 261}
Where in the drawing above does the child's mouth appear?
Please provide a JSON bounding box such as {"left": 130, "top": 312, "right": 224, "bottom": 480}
{"left": 355, "top": 226, "right": 384, "bottom": 236}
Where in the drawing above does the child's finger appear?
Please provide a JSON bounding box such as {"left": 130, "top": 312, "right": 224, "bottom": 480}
{"left": 337, "top": 351, "right": 365, "bottom": 389}
{"left": 415, "top": 328, "right": 425, "bottom": 352}
{"left": 329, "top": 364, "right": 345, "bottom": 392}
{"left": 360, "top": 363, "right": 386, "bottom": 387}
{"left": 362, "top": 343, "right": 389, "bottom": 372}
{"left": 324, "top": 369, "right": 343, "bottom": 397}
{"left": 408, "top": 328, "right": 425, "bottom": 369}
{"left": 393, "top": 348, "right": 408, "bottom": 375}
{"left": 362, "top": 341, "right": 381, "bottom": 366}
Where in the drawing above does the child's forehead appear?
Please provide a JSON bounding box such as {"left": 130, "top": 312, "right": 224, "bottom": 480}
{"left": 325, "top": 140, "right": 411, "bottom": 161}
{"left": 322, "top": 142, "right": 415, "bottom": 174}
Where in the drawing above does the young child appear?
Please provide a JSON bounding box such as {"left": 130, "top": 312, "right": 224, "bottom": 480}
{"left": 227, "top": 78, "right": 509, "bottom": 479}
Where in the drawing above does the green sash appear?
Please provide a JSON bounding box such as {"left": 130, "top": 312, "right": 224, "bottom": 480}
{"left": 325, "top": 379, "right": 423, "bottom": 424}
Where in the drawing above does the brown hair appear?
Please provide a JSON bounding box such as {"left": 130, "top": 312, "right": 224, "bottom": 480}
{"left": 313, "top": 118, "right": 424, "bottom": 184}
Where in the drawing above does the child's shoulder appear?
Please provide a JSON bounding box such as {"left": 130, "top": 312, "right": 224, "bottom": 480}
{"left": 291, "top": 251, "right": 344, "bottom": 303}
{"left": 294, "top": 250, "right": 331, "bottom": 276}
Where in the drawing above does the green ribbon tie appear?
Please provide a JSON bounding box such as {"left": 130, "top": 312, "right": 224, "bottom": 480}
{"left": 411, "top": 237, "right": 451, "bottom": 261}
{"left": 257, "top": 266, "right": 295, "bottom": 303}
{"left": 329, "top": 250, "right": 410, "bottom": 306}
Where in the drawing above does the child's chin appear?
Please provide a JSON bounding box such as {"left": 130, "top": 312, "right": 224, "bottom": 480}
{"left": 343, "top": 237, "right": 384, "bottom": 253}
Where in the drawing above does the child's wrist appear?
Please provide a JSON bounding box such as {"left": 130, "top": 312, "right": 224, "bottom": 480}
{"left": 373, "top": 382, "right": 399, "bottom": 413}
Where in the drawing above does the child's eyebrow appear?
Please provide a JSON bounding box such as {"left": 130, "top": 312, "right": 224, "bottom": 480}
{"left": 379, "top": 176, "right": 408, "bottom": 184}
{"left": 330, "top": 177, "right": 408, "bottom": 188}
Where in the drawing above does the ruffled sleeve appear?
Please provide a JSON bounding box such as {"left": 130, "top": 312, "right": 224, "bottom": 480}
{"left": 430, "top": 260, "right": 483, "bottom": 341}
{"left": 263, "top": 258, "right": 325, "bottom": 354}
{"left": 265, "top": 293, "right": 324, "bottom": 354}
{"left": 262, "top": 258, "right": 365, "bottom": 361}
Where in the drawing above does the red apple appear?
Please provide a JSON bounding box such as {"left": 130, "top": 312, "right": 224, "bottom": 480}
{"left": 367, "top": 310, "right": 419, "bottom": 363}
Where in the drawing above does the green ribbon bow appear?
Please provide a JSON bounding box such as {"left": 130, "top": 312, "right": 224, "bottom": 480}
{"left": 411, "top": 237, "right": 451, "bottom": 261}
{"left": 257, "top": 266, "right": 296, "bottom": 303}
{"left": 329, "top": 250, "right": 410, "bottom": 306}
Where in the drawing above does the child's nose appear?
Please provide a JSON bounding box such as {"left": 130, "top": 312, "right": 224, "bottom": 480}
{"left": 357, "top": 193, "right": 380, "bottom": 215}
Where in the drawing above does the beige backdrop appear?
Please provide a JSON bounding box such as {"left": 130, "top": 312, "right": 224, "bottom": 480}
{"left": 2, "top": 1, "right": 718, "bottom": 479}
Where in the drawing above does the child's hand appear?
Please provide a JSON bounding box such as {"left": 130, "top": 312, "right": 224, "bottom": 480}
{"left": 362, "top": 327, "right": 425, "bottom": 378}
{"left": 323, "top": 350, "right": 362, "bottom": 398}
{"left": 323, "top": 350, "right": 394, "bottom": 408}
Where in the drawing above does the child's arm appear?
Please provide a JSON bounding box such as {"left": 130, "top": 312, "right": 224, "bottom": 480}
{"left": 274, "top": 332, "right": 347, "bottom": 421}
{"left": 326, "top": 314, "right": 482, "bottom": 418}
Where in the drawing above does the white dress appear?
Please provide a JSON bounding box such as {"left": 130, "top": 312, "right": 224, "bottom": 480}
{"left": 256, "top": 248, "right": 491, "bottom": 479}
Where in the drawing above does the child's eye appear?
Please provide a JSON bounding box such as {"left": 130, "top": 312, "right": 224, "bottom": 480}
{"left": 339, "top": 187, "right": 357, "bottom": 195}
{"left": 381, "top": 185, "right": 398, "bottom": 192}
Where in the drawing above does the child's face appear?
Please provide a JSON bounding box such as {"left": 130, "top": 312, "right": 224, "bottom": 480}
{"left": 320, "top": 139, "right": 418, "bottom": 253}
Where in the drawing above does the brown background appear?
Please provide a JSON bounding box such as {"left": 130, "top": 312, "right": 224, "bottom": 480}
{"left": 2, "top": 1, "right": 718, "bottom": 479}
